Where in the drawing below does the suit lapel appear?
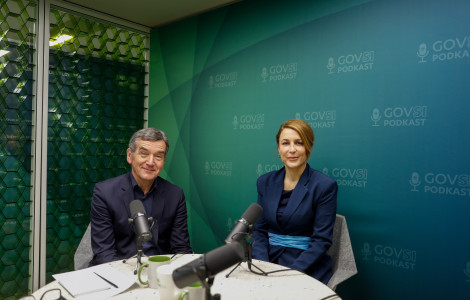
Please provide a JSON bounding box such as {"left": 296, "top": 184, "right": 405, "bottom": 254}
{"left": 282, "top": 166, "right": 311, "bottom": 225}
{"left": 151, "top": 177, "right": 165, "bottom": 242}
{"left": 265, "top": 169, "right": 284, "bottom": 230}
{"left": 121, "top": 173, "right": 135, "bottom": 218}
{"left": 153, "top": 178, "right": 165, "bottom": 220}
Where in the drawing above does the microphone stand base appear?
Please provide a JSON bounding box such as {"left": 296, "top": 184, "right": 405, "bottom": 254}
{"left": 122, "top": 249, "right": 147, "bottom": 275}
{"left": 225, "top": 260, "right": 268, "bottom": 278}
{"left": 226, "top": 239, "right": 268, "bottom": 278}
{"left": 247, "top": 260, "right": 269, "bottom": 276}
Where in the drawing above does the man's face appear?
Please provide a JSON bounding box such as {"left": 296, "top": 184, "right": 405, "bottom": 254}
{"left": 127, "top": 139, "right": 166, "bottom": 188}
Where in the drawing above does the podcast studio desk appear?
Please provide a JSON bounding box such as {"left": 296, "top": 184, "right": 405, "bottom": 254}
{"left": 32, "top": 254, "right": 340, "bottom": 300}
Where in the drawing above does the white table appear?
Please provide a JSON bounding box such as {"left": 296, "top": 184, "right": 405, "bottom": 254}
{"left": 33, "top": 255, "right": 340, "bottom": 300}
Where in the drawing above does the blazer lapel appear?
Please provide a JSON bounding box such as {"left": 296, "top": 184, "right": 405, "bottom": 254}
{"left": 150, "top": 177, "right": 165, "bottom": 243}
{"left": 282, "top": 166, "right": 311, "bottom": 225}
{"left": 152, "top": 177, "right": 165, "bottom": 220}
{"left": 265, "top": 169, "right": 285, "bottom": 230}
{"left": 121, "top": 172, "right": 135, "bottom": 218}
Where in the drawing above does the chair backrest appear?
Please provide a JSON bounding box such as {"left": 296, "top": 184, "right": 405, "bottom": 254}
{"left": 74, "top": 223, "right": 93, "bottom": 270}
{"left": 327, "top": 214, "right": 358, "bottom": 290}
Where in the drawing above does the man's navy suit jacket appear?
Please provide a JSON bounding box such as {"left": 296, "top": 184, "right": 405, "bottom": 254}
{"left": 252, "top": 164, "right": 337, "bottom": 284}
{"left": 90, "top": 172, "right": 192, "bottom": 266}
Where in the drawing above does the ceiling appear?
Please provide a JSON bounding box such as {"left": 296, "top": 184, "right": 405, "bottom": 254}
{"left": 63, "top": 0, "right": 240, "bottom": 29}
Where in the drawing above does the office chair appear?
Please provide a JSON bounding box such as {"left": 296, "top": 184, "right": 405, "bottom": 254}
{"left": 327, "top": 214, "right": 358, "bottom": 290}
{"left": 74, "top": 223, "right": 93, "bottom": 270}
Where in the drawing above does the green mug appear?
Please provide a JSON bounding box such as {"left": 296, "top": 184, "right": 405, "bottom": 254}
{"left": 178, "top": 282, "right": 204, "bottom": 300}
{"left": 137, "top": 255, "right": 171, "bottom": 289}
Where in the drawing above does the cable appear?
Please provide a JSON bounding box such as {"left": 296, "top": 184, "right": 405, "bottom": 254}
{"left": 246, "top": 265, "right": 302, "bottom": 276}
{"left": 263, "top": 268, "right": 300, "bottom": 275}
{"left": 319, "top": 293, "right": 340, "bottom": 300}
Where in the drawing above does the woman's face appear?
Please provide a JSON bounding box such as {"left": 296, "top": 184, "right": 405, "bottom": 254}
{"left": 277, "top": 128, "right": 308, "bottom": 171}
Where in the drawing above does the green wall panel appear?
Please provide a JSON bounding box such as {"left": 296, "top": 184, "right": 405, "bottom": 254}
{"left": 0, "top": 0, "right": 37, "bottom": 298}
{"left": 46, "top": 6, "right": 148, "bottom": 282}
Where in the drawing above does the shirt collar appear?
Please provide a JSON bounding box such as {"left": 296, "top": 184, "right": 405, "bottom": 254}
{"left": 130, "top": 172, "right": 158, "bottom": 192}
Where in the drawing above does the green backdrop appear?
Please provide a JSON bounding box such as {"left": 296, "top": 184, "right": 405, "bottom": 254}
{"left": 149, "top": 0, "right": 470, "bottom": 299}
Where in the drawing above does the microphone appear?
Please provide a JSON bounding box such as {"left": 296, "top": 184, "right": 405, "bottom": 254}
{"left": 172, "top": 243, "right": 244, "bottom": 289}
{"left": 129, "top": 200, "right": 153, "bottom": 244}
{"left": 225, "top": 203, "right": 263, "bottom": 244}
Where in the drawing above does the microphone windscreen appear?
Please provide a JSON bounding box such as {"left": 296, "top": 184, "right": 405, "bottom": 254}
{"left": 240, "top": 203, "right": 263, "bottom": 224}
{"left": 204, "top": 243, "right": 244, "bottom": 277}
{"left": 130, "top": 199, "right": 146, "bottom": 218}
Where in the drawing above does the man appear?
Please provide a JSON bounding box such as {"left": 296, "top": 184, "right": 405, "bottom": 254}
{"left": 89, "top": 128, "right": 192, "bottom": 265}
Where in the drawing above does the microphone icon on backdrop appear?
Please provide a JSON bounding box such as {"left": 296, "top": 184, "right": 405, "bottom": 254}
{"left": 417, "top": 43, "right": 429, "bottom": 63}
{"left": 256, "top": 164, "right": 263, "bottom": 177}
{"left": 409, "top": 172, "right": 421, "bottom": 192}
{"left": 233, "top": 115, "right": 239, "bottom": 130}
{"left": 464, "top": 261, "right": 470, "bottom": 282}
{"left": 371, "top": 108, "right": 381, "bottom": 126}
{"left": 326, "top": 57, "right": 335, "bottom": 74}
{"left": 261, "top": 67, "right": 268, "bottom": 82}
{"left": 362, "top": 243, "right": 372, "bottom": 261}
{"left": 208, "top": 75, "right": 214, "bottom": 88}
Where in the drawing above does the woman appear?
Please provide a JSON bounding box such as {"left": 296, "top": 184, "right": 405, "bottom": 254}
{"left": 252, "top": 119, "right": 338, "bottom": 284}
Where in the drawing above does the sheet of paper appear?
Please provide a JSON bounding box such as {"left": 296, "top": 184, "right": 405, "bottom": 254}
{"left": 53, "top": 264, "right": 136, "bottom": 299}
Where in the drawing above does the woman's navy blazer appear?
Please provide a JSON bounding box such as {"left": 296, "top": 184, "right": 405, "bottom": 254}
{"left": 252, "top": 164, "right": 338, "bottom": 284}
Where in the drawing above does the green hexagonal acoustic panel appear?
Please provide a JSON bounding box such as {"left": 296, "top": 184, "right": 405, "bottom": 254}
{"left": 1, "top": 0, "right": 148, "bottom": 298}
{"left": 46, "top": 5, "right": 148, "bottom": 282}
{"left": 1, "top": 0, "right": 37, "bottom": 298}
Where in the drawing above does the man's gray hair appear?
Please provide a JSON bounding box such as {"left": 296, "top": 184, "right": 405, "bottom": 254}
{"left": 128, "top": 128, "right": 169, "bottom": 155}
